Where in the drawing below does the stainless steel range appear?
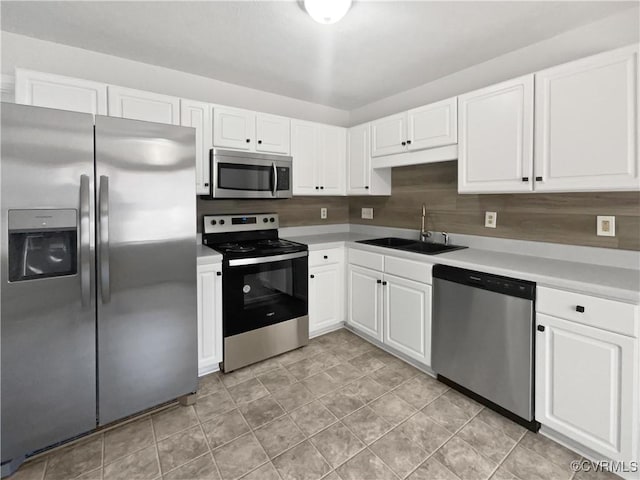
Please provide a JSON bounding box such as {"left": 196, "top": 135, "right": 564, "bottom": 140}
{"left": 202, "top": 214, "right": 309, "bottom": 372}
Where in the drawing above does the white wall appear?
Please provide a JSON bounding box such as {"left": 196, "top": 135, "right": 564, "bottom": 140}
{"left": 349, "top": 7, "right": 640, "bottom": 125}
{"left": 0, "top": 31, "right": 351, "bottom": 126}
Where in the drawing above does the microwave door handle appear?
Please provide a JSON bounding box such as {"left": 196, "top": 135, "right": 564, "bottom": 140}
{"left": 98, "top": 175, "right": 111, "bottom": 303}
{"left": 79, "top": 174, "right": 91, "bottom": 307}
{"left": 272, "top": 162, "right": 278, "bottom": 197}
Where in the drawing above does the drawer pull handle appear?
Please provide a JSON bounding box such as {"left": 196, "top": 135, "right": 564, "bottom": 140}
{"left": 323, "top": 255, "right": 328, "bottom": 259}
{"left": 576, "top": 305, "right": 585, "bottom": 313}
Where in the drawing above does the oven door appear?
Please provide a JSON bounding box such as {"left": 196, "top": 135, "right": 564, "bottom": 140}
{"left": 212, "top": 150, "right": 292, "bottom": 199}
{"left": 223, "top": 252, "right": 308, "bottom": 337}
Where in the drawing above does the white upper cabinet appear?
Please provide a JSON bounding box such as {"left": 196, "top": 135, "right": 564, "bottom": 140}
{"left": 407, "top": 97, "right": 457, "bottom": 151}
{"left": 458, "top": 75, "right": 534, "bottom": 194}
{"left": 319, "top": 125, "right": 346, "bottom": 195}
{"left": 15, "top": 69, "right": 107, "bottom": 115}
{"left": 371, "top": 112, "right": 407, "bottom": 157}
{"left": 291, "top": 120, "right": 346, "bottom": 195}
{"left": 181, "top": 99, "right": 213, "bottom": 195}
{"left": 291, "top": 120, "right": 319, "bottom": 195}
{"left": 108, "top": 86, "right": 180, "bottom": 125}
{"left": 212, "top": 106, "right": 255, "bottom": 151}
{"left": 348, "top": 123, "right": 391, "bottom": 196}
{"left": 534, "top": 46, "right": 639, "bottom": 192}
{"left": 255, "top": 113, "right": 290, "bottom": 155}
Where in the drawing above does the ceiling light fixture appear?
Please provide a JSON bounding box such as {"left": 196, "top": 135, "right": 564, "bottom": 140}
{"left": 304, "top": 0, "right": 352, "bottom": 24}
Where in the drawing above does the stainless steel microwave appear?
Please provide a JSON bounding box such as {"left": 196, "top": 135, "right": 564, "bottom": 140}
{"left": 203, "top": 149, "right": 292, "bottom": 199}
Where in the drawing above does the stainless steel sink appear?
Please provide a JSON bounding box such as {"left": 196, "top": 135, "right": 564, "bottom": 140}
{"left": 356, "top": 237, "right": 467, "bottom": 255}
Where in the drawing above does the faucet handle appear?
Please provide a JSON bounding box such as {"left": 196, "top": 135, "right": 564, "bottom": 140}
{"left": 441, "top": 232, "right": 449, "bottom": 245}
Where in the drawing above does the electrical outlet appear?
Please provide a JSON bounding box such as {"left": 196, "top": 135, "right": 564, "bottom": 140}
{"left": 485, "top": 211, "right": 497, "bottom": 228}
{"left": 361, "top": 208, "right": 374, "bottom": 220}
{"left": 320, "top": 208, "right": 327, "bottom": 220}
{"left": 597, "top": 216, "right": 615, "bottom": 237}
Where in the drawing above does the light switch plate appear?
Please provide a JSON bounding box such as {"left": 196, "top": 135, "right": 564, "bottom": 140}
{"left": 361, "top": 208, "right": 374, "bottom": 220}
{"left": 485, "top": 211, "right": 497, "bottom": 228}
{"left": 597, "top": 216, "right": 615, "bottom": 237}
{"left": 320, "top": 208, "right": 327, "bottom": 220}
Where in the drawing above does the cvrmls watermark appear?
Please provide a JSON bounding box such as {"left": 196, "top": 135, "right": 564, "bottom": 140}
{"left": 570, "top": 459, "right": 639, "bottom": 474}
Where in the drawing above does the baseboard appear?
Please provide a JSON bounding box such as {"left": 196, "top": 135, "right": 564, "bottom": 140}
{"left": 198, "top": 361, "right": 220, "bottom": 377}
{"left": 310, "top": 322, "right": 346, "bottom": 339}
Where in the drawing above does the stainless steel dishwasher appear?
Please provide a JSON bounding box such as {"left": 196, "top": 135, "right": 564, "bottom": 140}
{"left": 432, "top": 264, "right": 539, "bottom": 431}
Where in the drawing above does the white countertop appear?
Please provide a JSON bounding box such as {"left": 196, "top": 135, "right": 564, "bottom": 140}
{"left": 284, "top": 232, "right": 640, "bottom": 304}
{"left": 197, "top": 244, "right": 222, "bottom": 266}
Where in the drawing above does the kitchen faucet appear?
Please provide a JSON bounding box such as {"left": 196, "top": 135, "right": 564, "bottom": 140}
{"left": 420, "top": 204, "right": 431, "bottom": 243}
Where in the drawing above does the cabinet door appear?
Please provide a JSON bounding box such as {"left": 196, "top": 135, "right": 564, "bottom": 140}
{"left": 371, "top": 112, "right": 407, "bottom": 157}
{"left": 212, "top": 106, "right": 255, "bottom": 150}
{"left": 319, "top": 125, "right": 346, "bottom": 195}
{"left": 309, "top": 263, "right": 344, "bottom": 334}
{"left": 256, "top": 113, "right": 290, "bottom": 155}
{"left": 197, "top": 264, "right": 223, "bottom": 376}
{"left": 108, "top": 86, "right": 180, "bottom": 125}
{"left": 347, "top": 265, "right": 383, "bottom": 341}
{"left": 383, "top": 274, "right": 432, "bottom": 365}
{"left": 291, "top": 120, "right": 320, "bottom": 195}
{"left": 15, "top": 69, "right": 107, "bottom": 115}
{"left": 181, "top": 100, "right": 212, "bottom": 195}
{"left": 347, "top": 123, "right": 370, "bottom": 194}
{"left": 535, "top": 46, "right": 639, "bottom": 192}
{"left": 536, "top": 313, "right": 637, "bottom": 462}
{"left": 458, "top": 75, "right": 534, "bottom": 193}
{"left": 407, "top": 97, "right": 457, "bottom": 151}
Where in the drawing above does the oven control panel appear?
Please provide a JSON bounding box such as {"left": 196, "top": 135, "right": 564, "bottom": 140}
{"left": 203, "top": 214, "right": 279, "bottom": 234}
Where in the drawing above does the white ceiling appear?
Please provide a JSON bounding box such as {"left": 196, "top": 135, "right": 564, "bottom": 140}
{"left": 1, "top": 1, "right": 636, "bottom": 109}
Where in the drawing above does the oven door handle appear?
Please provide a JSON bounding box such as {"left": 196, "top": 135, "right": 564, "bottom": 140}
{"left": 272, "top": 162, "right": 278, "bottom": 197}
{"left": 228, "top": 251, "right": 308, "bottom": 267}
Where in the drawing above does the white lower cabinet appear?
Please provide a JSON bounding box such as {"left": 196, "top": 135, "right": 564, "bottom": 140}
{"left": 347, "top": 249, "right": 433, "bottom": 366}
{"left": 309, "top": 263, "right": 344, "bottom": 335}
{"left": 197, "top": 262, "right": 223, "bottom": 376}
{"left": 347, "top": 264, "right": 384, "bottom": 341}
{"left": 536, "top": 311, "right": 638, "bottom": 464}
{"left": 383, "top": 274, "right": 432, "bottom": 365}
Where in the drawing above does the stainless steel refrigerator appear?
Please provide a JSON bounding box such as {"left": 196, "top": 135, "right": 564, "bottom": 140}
{"left": 1, "top": 103, "right": 197, "bottom": 473}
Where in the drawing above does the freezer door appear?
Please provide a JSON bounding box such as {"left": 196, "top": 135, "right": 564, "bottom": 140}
{"left": 1, "top": 103, "right": 96, "bottom": 463}
{"left": 94, "top": 115, "right": 197, "bottom": 425}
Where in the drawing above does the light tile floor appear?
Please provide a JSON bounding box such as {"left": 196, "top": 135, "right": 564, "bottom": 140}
{"left": 8, "top": 328, "right": 620, "bottom": 480}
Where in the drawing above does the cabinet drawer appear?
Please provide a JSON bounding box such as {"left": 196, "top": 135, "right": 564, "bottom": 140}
{"left": 537, "top": 287, "right": 638, "bottom": 337}
{"left": 309, "top": 248, "right": 344, "bottom": 267}
{"left": 348, "top": 249, "right": 384, "bottom": 271}
{"left": 384, "top": 256, "right": 432, "bottom": 284}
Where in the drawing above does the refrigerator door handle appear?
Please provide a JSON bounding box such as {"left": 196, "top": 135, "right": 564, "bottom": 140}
{"left": 98, "top": 175, "right": 111, "bottom": 303}
{"left": 80, "top": 174, "right": 91, "bottom": 307}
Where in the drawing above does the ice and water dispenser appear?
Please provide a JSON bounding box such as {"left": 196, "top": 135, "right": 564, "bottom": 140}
{"left": 8, "top": 209, "right": 77, "bottom": 282}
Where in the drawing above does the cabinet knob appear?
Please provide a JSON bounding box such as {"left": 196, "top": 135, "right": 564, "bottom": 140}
{"left": 576, "top": 305, "right": 585, "bottom": 313}
{"left": 315, "top": 186, "right": 319, "bottom": 190}
{"left": 365, "top": 186, "right": 369, "bottom": 189}
{"left": 320, "top": 186, "right": 324, "bottom": 190}
{"left": 216, "top": 271, "right": 222, "bottom": 276}
{"left": 537, "top": 325, "right": 545, "bottom": 332}
{"left": 258, "top": 140, "right": 262, "bottom": 144}
{"left": 246, "top": 138, "right": 251, "bottom": 143}
{"left": 376, "top": 279, "right": 382, "bottom": 284}
{"left": 401, "top": 141, "right": 406, "bottom": 146}
{"left": 310, "top": 274, "right": 315, "bottom": 279}
{"left": 535, "top": 176, "right": 543, "bottom": 181}
{"left": 521, "top": 177, "right": 529, "bottom": 182}
{"left": 406, "top": 140, "right": 412, "bottom": 145}
{"left": 382, "top": 281, "right": 388, "bottom": 286}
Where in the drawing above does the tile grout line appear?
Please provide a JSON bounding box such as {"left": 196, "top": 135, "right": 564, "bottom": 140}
{"left": 192, "top": 401, "right": 226, "bottom": 480}
{"left": 147, "top": 406, "right": 163, "bottom": 480}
